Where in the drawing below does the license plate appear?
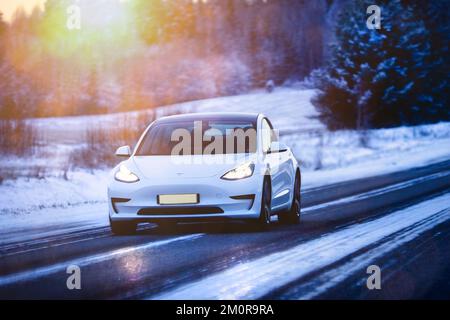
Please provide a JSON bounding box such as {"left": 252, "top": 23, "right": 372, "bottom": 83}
{"left": 157, "top": 194, "right": 199, "bottom": 205}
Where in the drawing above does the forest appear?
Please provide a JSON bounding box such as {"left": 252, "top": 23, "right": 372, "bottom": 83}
{"left": 313, "top": 0, "right": 450, "bottom": 129}
{"left": 0, "top": 0, "right": 335, "bottom": 118}
{"left": 0, "top": 0, "right": 448, "bottom": 129}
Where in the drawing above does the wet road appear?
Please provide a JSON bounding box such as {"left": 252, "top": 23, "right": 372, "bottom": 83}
{"left": 1, "top": 160, "right": 450, "bottom": 299}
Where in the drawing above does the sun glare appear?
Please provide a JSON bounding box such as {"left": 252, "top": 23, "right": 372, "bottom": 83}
{"left": 0, "top": 0, "right": 46, "bottom": 22}
{"left": 32, "top": 0, "right": 136, "bottom": 63}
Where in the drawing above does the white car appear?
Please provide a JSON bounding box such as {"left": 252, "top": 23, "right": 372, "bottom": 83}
{"left": 107, "top": 113, "right": 301, "bottom": 234}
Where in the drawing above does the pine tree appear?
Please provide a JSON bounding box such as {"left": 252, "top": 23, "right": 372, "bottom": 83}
{"left": 314, "top": 0, "right": 438, "bottom": 129}
{"left": 416, "top": 0, "right": 450, "bottom": 121}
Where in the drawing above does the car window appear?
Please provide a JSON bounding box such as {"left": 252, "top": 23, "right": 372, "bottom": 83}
{"left": 266, "top": 118, "right": 278, "bottom": 143}
{"left": 136, "top": 120, "right": 257, "bottom": 155}
{"left": 261, "top": 119, "right": 272, "bottom": 153}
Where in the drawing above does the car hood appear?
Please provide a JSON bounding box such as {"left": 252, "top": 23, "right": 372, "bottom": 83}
{"left": 132, "top": 154, "right": 256, "bottom": 179}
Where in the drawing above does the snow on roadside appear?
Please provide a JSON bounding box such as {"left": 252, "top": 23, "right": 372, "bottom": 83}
{"left": 0, "top": 170, "right": 108, "bottom": 216}
{"left": 287, "top": 122, "right": 450, "bottom": 187}
{"left": 0, "top": 170, "right": 109, "bottom": 245}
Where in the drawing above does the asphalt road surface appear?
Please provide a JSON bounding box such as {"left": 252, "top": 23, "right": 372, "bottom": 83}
{"left": 1, "top": 160, "right": 450, "bottom": 299}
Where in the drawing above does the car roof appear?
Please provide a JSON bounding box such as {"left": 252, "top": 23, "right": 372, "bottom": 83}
{"left": 155, "top": 112, "right": 260, "bottom": 124}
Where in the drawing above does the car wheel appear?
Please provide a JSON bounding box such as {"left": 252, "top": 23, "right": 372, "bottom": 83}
{"left": 254, "top": 178, "right": 272, "bottom": 230}
{"left": 109, "top": 217, "right": 136, "bottom": 235}
{"left": 279, "top": 173, "right": 301, "bottom": 224}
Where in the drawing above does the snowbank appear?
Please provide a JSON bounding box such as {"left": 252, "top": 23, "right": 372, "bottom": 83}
{"left": 0, "top": 170, "right": 109, "bottom": 216}
{"left": 284, "top": 122, "right": 450, "bottom": 174}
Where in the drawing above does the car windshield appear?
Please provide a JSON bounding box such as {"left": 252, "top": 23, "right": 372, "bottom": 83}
{"left": 136, "top": 119, "right": 257, "bottom": 156}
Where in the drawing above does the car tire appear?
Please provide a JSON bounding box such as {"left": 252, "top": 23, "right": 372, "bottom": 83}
{"left": 253, "top": 178, "right": 272, "bottom": 230}
{"left": 279, "top": 172, "right": 301, "bottom": 225}
{"left": 109, "top": 217, "right": 136, "bottom": 235}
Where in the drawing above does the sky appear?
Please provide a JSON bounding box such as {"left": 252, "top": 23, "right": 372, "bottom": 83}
{"left": 0, "top": 0, "right": 46, "bottom": 22}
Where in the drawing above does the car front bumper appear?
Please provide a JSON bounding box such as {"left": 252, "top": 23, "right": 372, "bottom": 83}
{"left": 108, "top": 174, "right": 263, "bottom": 222}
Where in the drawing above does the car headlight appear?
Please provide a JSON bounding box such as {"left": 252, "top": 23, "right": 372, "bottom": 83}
{"left": 221, "top": 162, "right": 255, "bottom": 180}
{"left": 115, "top": 164, "right": 140, "bottom": 183}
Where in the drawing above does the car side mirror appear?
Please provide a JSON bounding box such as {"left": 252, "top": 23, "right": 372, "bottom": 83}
{"left": 268, "top": 141, "right": 288, "bottom": 154}
{"left": 115, "top": 145, "right": 131, "bottom": 157}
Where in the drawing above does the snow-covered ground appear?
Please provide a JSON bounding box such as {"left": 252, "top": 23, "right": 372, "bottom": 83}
{"left": 30, "top": 87, "right": 322, "bottom": 142}
{"left": 1, "top": 87, "right": 450, "bottom": 241}
{"left": 285, "top": 122, "right": 450, "bottom": 186}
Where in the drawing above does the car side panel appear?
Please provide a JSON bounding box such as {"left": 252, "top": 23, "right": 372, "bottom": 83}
{"left": 271, "top": 150, "right": 295, "bottom": 211}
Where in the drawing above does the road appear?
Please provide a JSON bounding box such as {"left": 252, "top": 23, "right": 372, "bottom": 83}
{"left": 1, "top": 160, "right": 450, "bottom": 299}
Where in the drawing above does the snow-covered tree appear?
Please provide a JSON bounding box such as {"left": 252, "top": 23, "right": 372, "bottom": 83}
{"left": 313, "top": 0, "right": 445, "bottom": 130}
{"left": 415, "top": 0, "right": 450, "bottom": 122}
